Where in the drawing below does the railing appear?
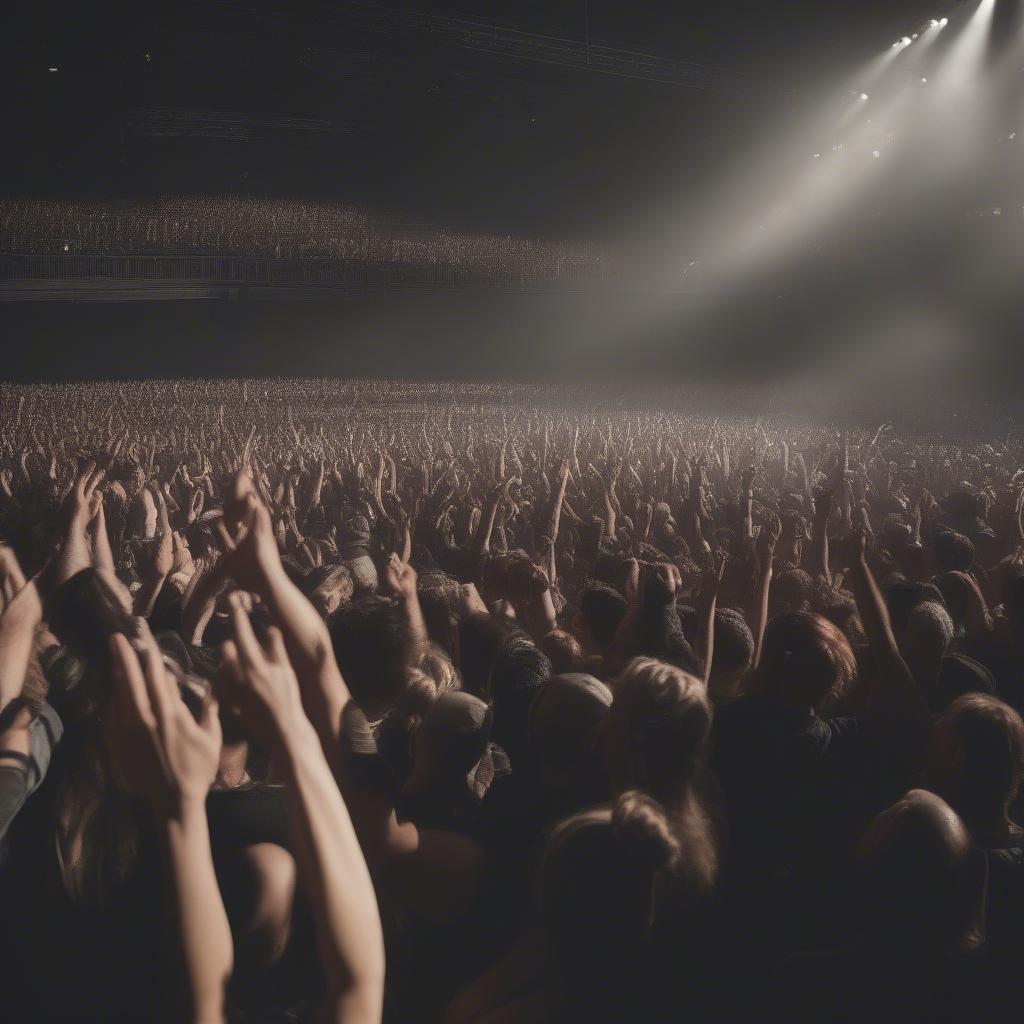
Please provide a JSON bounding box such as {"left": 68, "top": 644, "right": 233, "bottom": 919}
{"left": 0, "top": 253, "right": 608, "bottom": 288}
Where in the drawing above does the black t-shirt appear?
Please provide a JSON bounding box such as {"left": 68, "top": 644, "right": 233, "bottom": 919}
{"left": 711, "top": 694, "right": 890, "bottom": 945}
{"left": 768, "top": 937, "right": 994, "bottom": 1024}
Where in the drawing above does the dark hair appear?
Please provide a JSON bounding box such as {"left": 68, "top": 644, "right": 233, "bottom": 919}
{"left": 489, "top": 632, "right": 552, "bottom": 765}
{"left": 933, "top": 694, "right": 1024, "bottom": 829}
{"left": 934, "top": 530, "right": 975, "bottom": 573}
{"left": 47, "top": 569, "right": 135, "bottom": 717}
{"left": 772, "top": 568, "right": 813, "bottom": 612}
{"left": 457, "top": 612, "right": 520, "bottom": 698}
{"left": 539, "top": 629, "right": 583, "bottom": 674}
{"left": 540, "top": 793, "right": 680, "bottom": 983}
{"left": 330, "top": 597, "right": 413, "bottom": 718}
{"left": 608, "top": 658, "right": 713, "bottom": 806}
{"left": 578, "top": 583, "right": 628, "bottom": 650}
{"left": 858, "top": 791, "right": 984, "bottom": 951}
{"left": 756, "top": 611, "right": 857, "bottom": 710}
{"left": 418, "top": 573, "right": 462, "bottom": 657}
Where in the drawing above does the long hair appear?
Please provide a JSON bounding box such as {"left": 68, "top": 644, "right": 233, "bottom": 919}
{"left": 753, "top": 610, "right": 857, "bottom": 711}
{"left": 46, "top": 569, "right": 141, "bottom": 905}
{"left": 608, "top": 657, "right": 719, "bottom": 895}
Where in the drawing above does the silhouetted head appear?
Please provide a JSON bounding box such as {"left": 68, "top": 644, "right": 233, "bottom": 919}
{"left": 769, "top": 568, "right": 814, "bottom": 615}
{"left": 897, "top": 601, "right": 954, "bottom": 695}
{"left": 540, "top": 792, "right": 680, "bottom": 983}
{"left": 330, "top": 596, "right": 413, "bottom": 718}
{"left": 858, "top": 789, "right": 985, "bottom": 952}
{"left": 405, "top": 691, "right": 492, "bottom": 797}
{"left": 529, "top": 673, "right": 612, "bottom": 816}
{"left": 606, "top": 657, "right": 712, "bottom": 807}
{"left": 755, "top": 611, "right": 857, "bottom": 712}
{"left": 574, "top": 583, "right": 628, "bottom": 655}
{"left": 925, "top": 694, "right": 1024, "bottom": 840}
{"left": 539, "top": 629, "right": 583, "bottom": 674}
{"left": 934, "top": 530, "right": 976, "bottom": 573}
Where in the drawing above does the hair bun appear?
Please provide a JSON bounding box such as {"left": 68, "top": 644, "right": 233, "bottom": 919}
{"left": 612, "top": 790, "right": 680, "bottom": 873}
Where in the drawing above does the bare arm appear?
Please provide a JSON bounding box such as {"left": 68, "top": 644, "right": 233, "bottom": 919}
{"left": 108, "top": 632, "right": 231, "bottom": 1024}
{"left": 843, "top": 528, "right": 929, "bottom": 745}
{"left": 219, "top": 611, "right": 385, "bottom": 1024}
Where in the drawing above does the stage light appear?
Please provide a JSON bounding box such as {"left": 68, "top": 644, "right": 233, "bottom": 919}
{"left": 860, "top": 92, "right": 869, "bottom": 100}
{"left": 902, "top": 36, "right": 912, "bottom": 45}
{"left": 872, "top": 150, "right": 881, "bottom": 158}
{"left": 930, "top": 19, "right": 939, "bottom": 28}
{"left": 922, "top": 77, "right": 928, "bottom": 83}
{"left": 813, "top": 153, "right": 821, "bottom": 158}
{"left": 48, "top": 66, "right": 58, "bottom": 72}
{"left": 939, "top": 18, "right": 948, "bottom": 27}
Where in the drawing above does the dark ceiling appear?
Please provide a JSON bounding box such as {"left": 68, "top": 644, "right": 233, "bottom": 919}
{"left": 1, "top": 1, "right": 949, "bottom": 236}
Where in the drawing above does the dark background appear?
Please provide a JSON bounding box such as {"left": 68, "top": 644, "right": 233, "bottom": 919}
{"left": 5, "top": 0, "right": 1012, "bottom": 405}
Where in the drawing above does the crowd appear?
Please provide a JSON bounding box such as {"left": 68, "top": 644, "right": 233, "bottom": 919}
{"left": 0, "top": 198, "right": 608, "bottom": 281}
{"left": 0, "top": 377, "right": 1022, "bottom": 1022}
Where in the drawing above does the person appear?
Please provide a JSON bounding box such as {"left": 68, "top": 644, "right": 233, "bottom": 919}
{"left": 924, "top": 693, "right": 1024, "bottom": 996}
{"left": 769, "top": 790, "right": 990, "bottom": 1024}
{"left": 4, "top": 378, "right": 1024, "bottom": 1021}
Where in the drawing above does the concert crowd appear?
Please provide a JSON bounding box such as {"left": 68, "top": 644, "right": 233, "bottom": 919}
{"left": 0, "top": 378, "right": 1022, "bottom": 1022}
{"left": 0, "top": 198, "right": 607, "bottom": 280}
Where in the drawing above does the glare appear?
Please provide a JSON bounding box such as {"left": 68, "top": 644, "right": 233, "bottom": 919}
{"left": 872, "top": 149, "right": 881, "bottom": 158}
{"left": 48, "top": 66, "right": 58, "bottom": 73}
{"left": 860, "top": 92, "right": 869, "bottom": 100}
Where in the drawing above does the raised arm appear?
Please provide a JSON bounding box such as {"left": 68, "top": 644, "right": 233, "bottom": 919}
{"left": 841, "top": 525, "right": 929, "bottom": 746}
{"left": 0, "top": 547, "right": 42, "bottom": 712}
{"left": 108, "top": 631, "right": 231, "bottom": 1024}
{"left": 217, "top": 476, "right": 486, "bottom": 923}
{"left": 219, "top": 605, "right": 385, "bottom": 1024}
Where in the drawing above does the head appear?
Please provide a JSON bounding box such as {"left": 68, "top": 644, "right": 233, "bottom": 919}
{"left": 694, "top": 607, "right": 753, "bottom": 699}
{"left": 606, "top": 658, "right": 712, "bottom": 808}
{"left": 539, "top": 629, "right": 583, "bottom": 674}
{"left": 769, "top": 568, "right": 813, "bottom": 616}
{"left": 573, "top": 583, "right": 628, "bottom": 655}
{"left": 925, "top": 694, "right": 1024, "bottom": 837}
{"left": 528, "top": 673, "right": 612, "bottom": 817}
{"left": 540, "top": 792, "right": 680, "bottom": 983}
{"left": 933, "top": 530, "right": 976, "bottom": 573}
{"left": 404, "top": 692, "right": 493, "bottom": 798}
{"left": 417, "top": 572, "right": 462, "bottom": 657}
{"left": 489, "top": 632, "right": 552, "bottom": 766}
{"left": 858, "top": 789, "right": 985, "bottom": 952}
{"left": 47, "top": 568, "right": 135, "bottom": 718}
{"left": 755, "top": 611, "right": 857, "bottom": 712}
{"left": 329, "top": 597, "right": 413, "bottom": 718}
{"left": 898, "top": 601, "right": 954, "bottom": 694}
{"left": 933, "top": 653, "right": 996, "bottom": 712}
{"left": 304, "top": 563, "right": 354, "bottom": 619}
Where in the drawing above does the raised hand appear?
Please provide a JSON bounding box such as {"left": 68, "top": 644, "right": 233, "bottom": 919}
{"left": 214, "top": 472, "right": 282, "bottom": 592}
{"left": 383, "top": 553, "right": 418, "bottom": 601}
{"left": 107, "top": 629, "right": 221, "bottom": 817}
{"left": 218, "top": 593, "right": 308, "bottom": 759}
{"left": 63, "top": 460, "right": 105, "bottom": 532}
{"left": 151, "top": 485, "right": 174, "bottom": 578}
